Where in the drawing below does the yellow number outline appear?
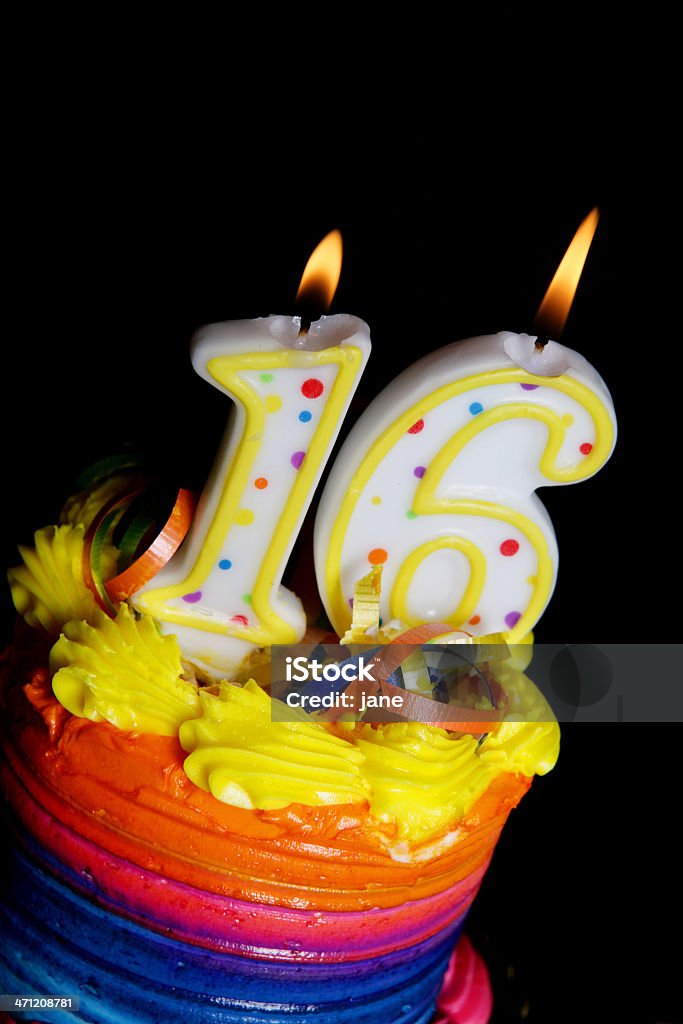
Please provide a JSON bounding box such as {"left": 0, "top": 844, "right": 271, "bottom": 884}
{"left": 392, "top": 536, "right": 486, "bottom": 626}
{"left": 326, "top": 369, "right": 615, "bottom": 639}
{"left": 137, "top": 346, "right": 365, "bottom": 646}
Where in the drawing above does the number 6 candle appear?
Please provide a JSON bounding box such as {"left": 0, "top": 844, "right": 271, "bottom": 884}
{"left": 315, "top": 209, "right": 617, "bottom": 640}
{"left": 133, "top": 232, "right": 371, "bottom": 676}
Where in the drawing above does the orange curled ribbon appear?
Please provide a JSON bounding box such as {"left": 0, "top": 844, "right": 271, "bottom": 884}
{"left": 105, "top": 488, "right": 197, "bottom": 602}
{"left": 337, "top": 624, "right": 505, "bottom": 734}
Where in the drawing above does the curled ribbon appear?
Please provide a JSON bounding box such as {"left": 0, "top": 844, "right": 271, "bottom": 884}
{"left": 333, "top": 570, "right": 509, "bottom": 734}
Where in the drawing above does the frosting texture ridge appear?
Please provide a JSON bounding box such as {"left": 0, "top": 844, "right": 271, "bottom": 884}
{"left": 180, "top": 678, "right": 558, "bottom": 840}
{"left": 50, "top": 604, "right": 200, "bottom": 736}
{"left": 7, "top": 524, "right": 109, "bottom": 635}
{"left": 180, "top": 679, "right": 370, "bottom": 809}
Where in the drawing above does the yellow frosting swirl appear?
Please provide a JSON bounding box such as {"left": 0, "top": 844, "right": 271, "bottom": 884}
{"left": 353, "top": 716, "right": 558, "bottom": 841}
{"left": 8, "top": 524, "right": 115, "bottom": 635}
{"left": 355, "top": 722, "right": 494, "bottom": 839}
{"left": 50, "top": 604, "right": 200, "bottom": 736}
{"left": 180, "top": 680, "right": 370, "bottom": 809}
{"left": 179, "top": 677, "right": 559, "bottom": 841}
{"left": 478, "top": 721, "right": 559, "bottom": 778}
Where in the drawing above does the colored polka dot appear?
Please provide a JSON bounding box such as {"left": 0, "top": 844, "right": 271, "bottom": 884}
{"left": 469, "top": 614, "right": 481, "bottom": 626}
{"left": 254, "top": 477, "right": 268, "bottom": 489}
{"left": 242, "top": 594, "right": 252, "bottom": 605}
{"left": 265, "top": 395, "right": 282, "bottom": 413}
{"left": 368, "top": 548, "right": 388, "bottom": 565}
{"left": 527, "top": 575, "right": 537, "bottom": 586}
{"left": 218, "top": 559, "right": 232, "bottom": 570}
{"left": 469, "top": 402, "right": 484, "bottom": 416}
{"left": 371, "top": 496, "right": 382, "bottom": 505}
{"left": 299, "top": 410, "right": 312, "bottom": 422}
{"left": 406, "top": 510, "right": 417, "bottom": 519}
{"left": 505, "top": 611, "right": 522, "bottom": 629}
{"left": 563, "top": 413, "right": 574, "bottom": 426}
{"left": 235, "top": 509, "right": 255, "bottom": 526}
{"left": 291, "top": 451, "right": 306, "bottom": 470}
{"left": 407, "top": 419, "right": 424, "bottom": 434}
{"left": 580, "top": 442, "right": 593, "bottom": 455}
{"left": 231, "top": 614, "right": 249, "bottom": 626}
{"left": 413, "top": 466, "right": 426, "bottom": 479}
{"left": 520, "top": 383, "right": 539, "bottom": 391}
{"left": 500, "top": 539, "right": 520, "bottom": 557}
{"left": 260, "top": 373, "right": 274, "bottom": 383}
{"left": 182, "top": 591, "right": 202, "bottom": 603}
{"left": 302, "top": 378, "right": 324, "bottom": 399}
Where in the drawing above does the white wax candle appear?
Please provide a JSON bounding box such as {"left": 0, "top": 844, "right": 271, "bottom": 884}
{"left": 133, "top": 314, "right": 370, "bottom": 677}
{"left": 314, "top": 331, "right": 616, "bottom": 641}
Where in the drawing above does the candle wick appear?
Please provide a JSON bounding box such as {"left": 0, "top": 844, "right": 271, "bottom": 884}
{"left": 534, "top": 335, "right": 550, "bottom": 352}
{"left": 298, "top": 318, "right": 311, "bottom": 337}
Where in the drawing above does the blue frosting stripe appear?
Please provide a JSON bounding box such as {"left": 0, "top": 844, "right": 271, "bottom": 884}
{"left": 0, "top": 841, "right": 461, "bottom": 1024}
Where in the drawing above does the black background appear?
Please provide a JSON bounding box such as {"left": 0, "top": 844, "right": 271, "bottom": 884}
{"left": 1, "top": 140, "right": 679, "bottom": 1022}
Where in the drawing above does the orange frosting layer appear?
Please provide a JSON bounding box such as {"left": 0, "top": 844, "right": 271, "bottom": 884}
{"left": 1, "top": 639, "right": 530, "bottom": 912}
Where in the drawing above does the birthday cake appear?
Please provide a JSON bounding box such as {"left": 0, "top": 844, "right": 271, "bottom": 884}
{"left": 0, "top": 464, "right": 559, "bottom": 1024}
{"left": 0, "top": 211, "right": 622, "bottom": 1022}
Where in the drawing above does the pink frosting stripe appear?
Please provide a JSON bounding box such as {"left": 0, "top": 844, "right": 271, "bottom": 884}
{"left": 8, "top": 776, "right": 490, "bottom": 962}
{"left": 434, "top": 936, "right": 493, "bottom": 1023}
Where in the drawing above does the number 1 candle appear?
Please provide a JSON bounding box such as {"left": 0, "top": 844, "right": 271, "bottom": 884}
{"left": 314, "top": 209, "right": 617, "bottom": 640}
{"left": 133, "top": 233, "right": 371, "bottom": 676}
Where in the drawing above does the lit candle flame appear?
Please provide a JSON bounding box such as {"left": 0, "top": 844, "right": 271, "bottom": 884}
{"left": 534, "top": 208, "right": 600, "bottom": 337}
{"left": 296, "top": 229, "right": 343, "bottom": 312}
